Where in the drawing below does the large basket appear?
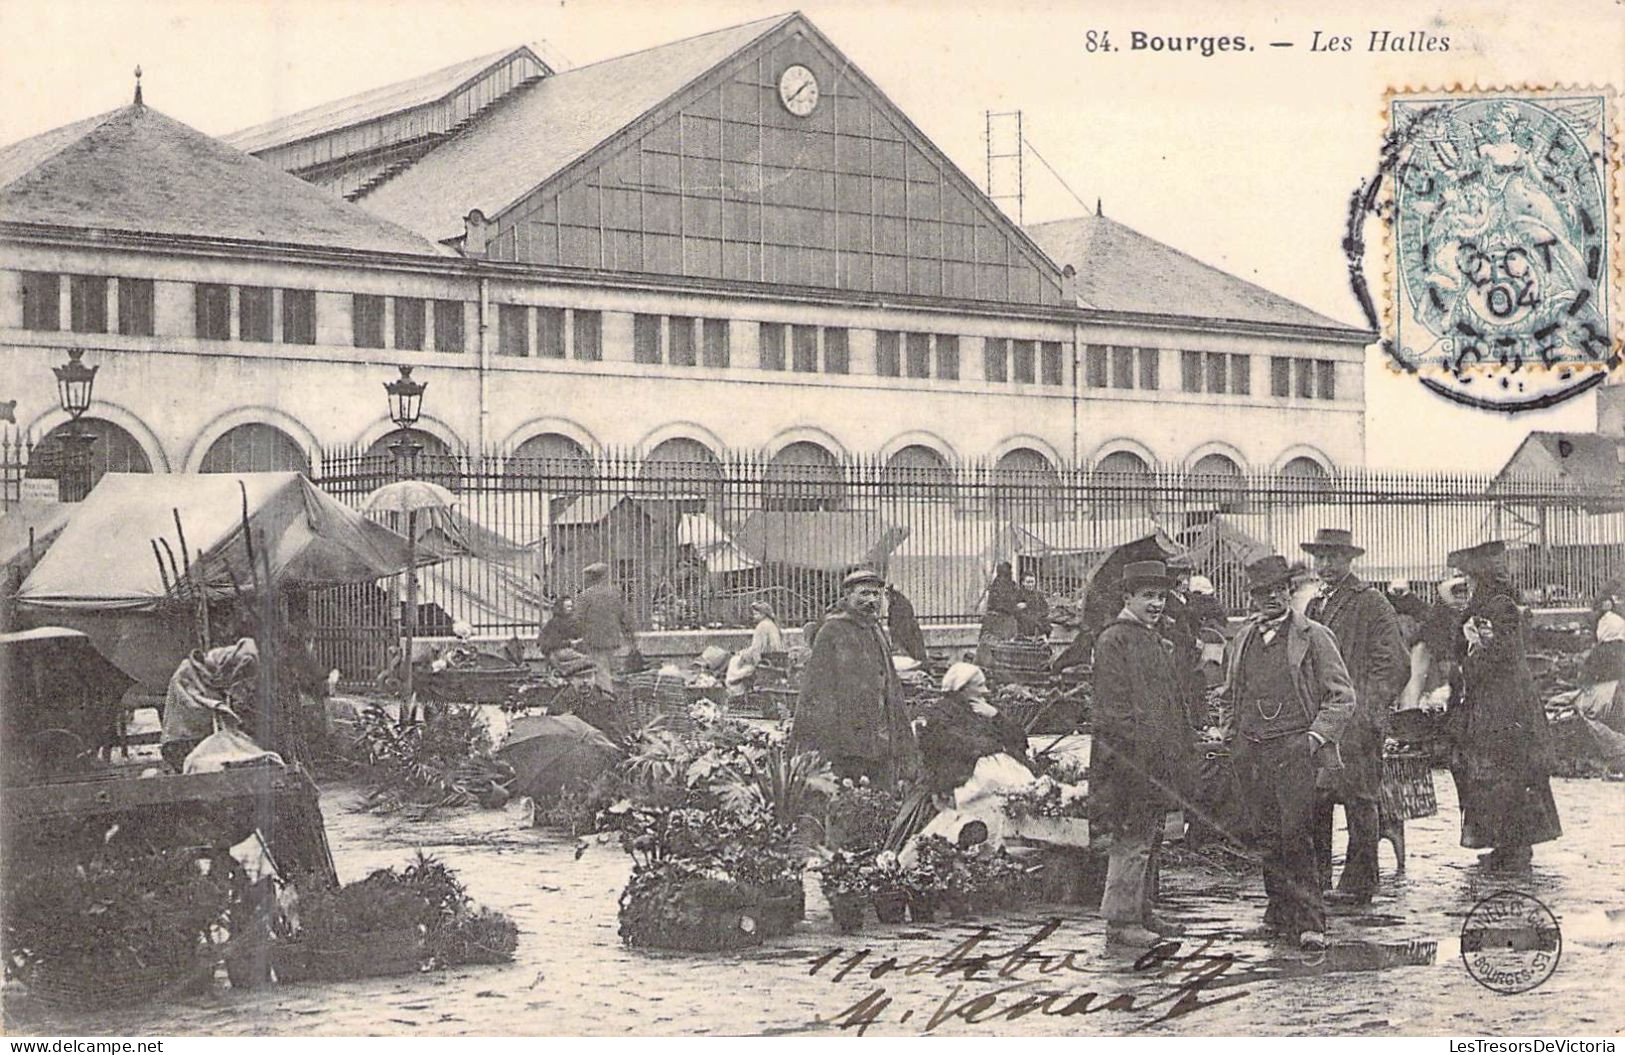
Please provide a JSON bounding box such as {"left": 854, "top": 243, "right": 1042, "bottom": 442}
{"left": 1379, "top": 750, "right": 1438, "bottom": 820}
{"left": 23, "top": 956, "right": 211, "bottom": 1010}
{"left": 989, "top": 640, "right": 1052, "bottom": 680}
{"left": 622, "top": 671, "right": 725, "bottom": 729}
{"left": 272, "top": 931, "right": 424, "bottom": 983}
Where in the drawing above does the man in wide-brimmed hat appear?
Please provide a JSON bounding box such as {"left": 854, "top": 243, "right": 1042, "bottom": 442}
{"left": 1091, "top": 560, "right": 1196, "bottom": 947}
{"left": 792, "top": 567, "right": 919, "bottom": 787}
{"left": 574, "top": 562, "right": 638, "bottom": 695}
{"left": 1222, "top": 554, "right": 1356, "bottom": 949}
{"left": 1301, "top": 528, "right": 1410, "bottom": 905}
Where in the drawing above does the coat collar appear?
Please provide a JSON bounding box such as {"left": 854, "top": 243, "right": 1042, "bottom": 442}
{"left": 1235, "top": 609, "right": 1313, "bottom": 666}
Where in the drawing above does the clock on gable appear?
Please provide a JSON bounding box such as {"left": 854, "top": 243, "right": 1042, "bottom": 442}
{"left": 777, "top": 64, "right": 820, "bottom": 117}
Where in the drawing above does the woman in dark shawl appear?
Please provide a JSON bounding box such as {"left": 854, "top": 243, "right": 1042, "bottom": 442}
{"left": 913, "top": 662, "right": 1031, "bottom": 796}
{"left": 1446, "top": 541, "right": 1562, "bottom": 870}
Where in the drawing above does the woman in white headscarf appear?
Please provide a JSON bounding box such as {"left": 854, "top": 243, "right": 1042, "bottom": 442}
{"left": 914, "top": 663, "right": 1032, "bottom": 796}
{"left": 726, "top": 601, "right": 784, "bottom": 697}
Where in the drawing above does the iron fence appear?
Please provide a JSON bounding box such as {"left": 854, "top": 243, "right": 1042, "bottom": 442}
{"left": 306, "top": 444, "right": 1625, "bottom": 674}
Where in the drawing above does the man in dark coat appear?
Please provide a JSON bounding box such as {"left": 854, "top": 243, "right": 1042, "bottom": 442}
{"left": 887, "top": 584, "right": 929, "bottom": 663}
{"left": 1222, "top": 554, "right": 1356, "bottom": 949}
{"left": 574, "top": 563, "right": 638, "bottom": 694}
{"left": 792, "top": 568, "right": 919, "bottom": 786}
{"left": 1015, "top": 572, "right": 1052, "bottom": 639}
{"left": 975, "top": 561, "right": 1021, "bottom": 665}
{"left": 1092, "top": 560, "right": 1194, "bottom": 947}
{"left": 1302, "top": 528, "right": 1410, "bottom": 905}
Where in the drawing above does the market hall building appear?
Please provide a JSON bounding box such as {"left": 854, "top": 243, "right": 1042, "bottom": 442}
{"left": 0, "top": 12, "right": 1372, "bottom": 495}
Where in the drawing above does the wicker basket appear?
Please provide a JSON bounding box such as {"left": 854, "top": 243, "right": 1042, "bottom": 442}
{"left": 1379, "top": 750, "right": 1438, "bottom": 820}
{"left": 989, "top": 640, "right": 1053, "bottom": 680}
{"left": 24, "top": 956, "right": 211, "bottom": 1009}
{"left": 272, "top": 931, "right": 424, "bottom": 983}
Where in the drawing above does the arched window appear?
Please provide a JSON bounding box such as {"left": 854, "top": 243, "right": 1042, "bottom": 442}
{"left": 882, "top": 444, "right": 953, "bottom": 500}
{"left": 1190, "top": 453, "right": 1245, "bottom": 512}
{"left": 992, "top": 447, "right": 1061, "bottom": 510}
{"left": 361, "top": 428, "right": 457, "bottom": 488}
{"left": 503, "top": 433, "right": 594, "bottom": 494}
{"left": 27, "top": 418, "right": 152, "bottom": 499}
{"left": 1281, "top": 456, "right": 1331, "bottom": 482}
{"left": 200, "top": 423, "right": 310, "bottom": 475}
{"left": 765, "top": 441, "right": 844, "bottom": 511}
{"left": 1091, "top": 450, "right": 1155, "bottom": 515}
{"left": 641, "top": 438, "right": 722, "bottom": 484}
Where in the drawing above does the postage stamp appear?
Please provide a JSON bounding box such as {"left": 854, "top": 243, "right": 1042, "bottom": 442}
{"left": 1385, "top": 87, "right": 1621, "bottom": 411}
{"left": 1459, "top": 890, "right": 1562, "bottom": 995}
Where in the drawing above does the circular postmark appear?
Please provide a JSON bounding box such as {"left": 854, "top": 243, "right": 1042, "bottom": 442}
{"left": 1460, "top": 889, "right": 1561, "bottom": 994}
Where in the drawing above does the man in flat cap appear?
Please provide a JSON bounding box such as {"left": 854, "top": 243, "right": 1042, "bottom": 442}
{"left": 1222, "top": 555, "right": 1356, "bottom": 949}
{"left": 574, "top": 562, "right": 638, "bottom": 695}
{"left": 1091, "top": 560, "right": 1195, "bottom": 947}
{"left": 1302, "top": 528, "right": 1410, "bottom": 905}
{"left": 792, "top": 567, "right": 919, "bottom": 787}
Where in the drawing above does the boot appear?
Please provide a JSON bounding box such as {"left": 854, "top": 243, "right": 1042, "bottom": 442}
{"left": 1379, "top": 814, "right": 1406, "bottom": 874}
{"left": 1106, "top": 923, "right": 1162, "bottom": 948}
{"left": 1143, "top": 913, "right": 1187, "bottom": 937}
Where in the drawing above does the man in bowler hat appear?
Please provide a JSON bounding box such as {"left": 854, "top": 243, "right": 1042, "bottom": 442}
{"left": 1301, "top": 528, "right": 1410, "bottom": 904}
{"left": 1222, "top": 554, "right": 1356, "bottom": 949}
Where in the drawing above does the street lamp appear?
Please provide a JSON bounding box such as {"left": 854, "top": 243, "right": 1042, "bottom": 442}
{"left": 384, "top": 365, "right": 426, "bottom": 465}
{"left": 53, "top": 350, "right": 99, "bottom": 499}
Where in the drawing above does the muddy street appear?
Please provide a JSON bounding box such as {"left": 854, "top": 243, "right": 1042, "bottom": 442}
{"left": 6, "top": 772, "right": 1623, "bottom": 1037}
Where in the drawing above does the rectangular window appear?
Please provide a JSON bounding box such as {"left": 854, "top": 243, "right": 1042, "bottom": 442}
{"left": 538, "top": 307, "right": 566, "bottom": 359}
{"left": 282, "top": 289, "right": 316, "bottom": 345}
{"left": 1011, "top": 339, "right": 1036, "bottom": 384}
{"left": 69, "top": 275, "right": 107, "bottom": 334}
{"left": 572, "top": 310, "right": 601, "bottom": 361}
{"left": 703, "top": 318, "right": 730, "bottom": 367}
{"left": 793, "top": 325, "right": 818, "bottom": 372}
{"left": 823, "top": 328, "right": 849, "bottom": 374}
{"left": 1138, "top": 347, "right": 1159, "bottom": 390}
{"left": 877, "top": 331, "right": 901, "bottom": 377}
{"left": 1295, "top": 357, "right": 1315, "bottom": 399}
{"left": 391, "top": 296, "right": 424, "bottom": 351}
{"left": 432, "top": 299, "right": 463, "bottom": 352}
{"left": 196, "top": 283, "right": 231, "bottom": 340}
{"left": 935, "top": 335, "right": 959, "bottom": 380}
{"left": 1181, "top": 350, "right": 1202, "bottom": 392}
{"left": 906, "top": 332, "right": 931, "bottom": 378}
{"left": 669, "top": 316, "right": 697, "bottom": 367}
{"left": 985, "top": 338, "right": 1009, "bottom": 383}
{"left": 1204, "top": 351, "right": 1228, "bottom": 395}
{"left": 21, "top": 272, "right": 59, "bottom": 331}
{"left": 238, "top": 286, "right": 273, "bottom": 342}
{"left": 1085, "top": 346, "right": 1107, "bottom": 388}
{"left": 118, "top": 277, "right": 154, "bottom": 336}
{"left": 634, "top": 313, "right": 662, "bottom": 364}
{"left": 1271, "top": 356, "right": 1291, "bottom": 397}
{"left": 1231, "top": 353, "right": 1251, "bottom": 395}
{"left": 498, "top": 303, "right": 530, "bottom": 357}
{"left": 352, "top": 293, "right": 385, "bottom": 348}
{"left": 1111, "top": 346, "right": 1135, "bottom": 390}
{"left": 1042, "top": 342, "right": 1064, "bottom": 386}
{"left": 760, "top": 322, "right": 786, "bottom": 371}
{"left": 1317, "top": 360, "right": 1337, "bottom": 400}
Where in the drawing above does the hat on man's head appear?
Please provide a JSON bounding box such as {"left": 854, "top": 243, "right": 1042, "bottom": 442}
{"left": 583, "top": 562, "right": 609, "bottom": 580}
{"left": 1302, "top": 527, "right": 1365, "bottom": 557}
{"left": 1121, "top": 560, "right": 1172, "bottom": 591}
{"left": 1167, "top": 552, "right": 1195, "bottom": 572}
{"left": 1448, "top": 539, "right": 1506, "bottom": 572}
{"left": 1245, "top": 554, "right": 1294, "bottom": 592}
{"left": 842, "top": 567, "right": 885, "bottom": 590}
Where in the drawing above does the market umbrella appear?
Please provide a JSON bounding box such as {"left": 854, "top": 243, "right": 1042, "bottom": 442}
{"left": 496, "top": 714, "right": 621, "bottom": 803}
{"left": 364, "top": 480, "right": 458, "bottom": 715}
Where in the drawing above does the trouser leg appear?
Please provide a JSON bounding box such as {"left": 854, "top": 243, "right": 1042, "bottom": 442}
{"left": 1140, "top": 823, "right": 1165, "bottom": 920}
{"left": 1099, "top": 812, "right": 1158, "bottom": 924}
{"left": 1236, "top": 738, "right": 1287, "bottom": 929}
{"left": 1312, "top": 794, "right": 1336, "bottom": 891}
{"left": 1272, "top": 737, "right": 1324, "bottom": 935}
{"left": 1338, "top": 796, "right": 1380, "bottom": 896}
{"left": 586, "top": 649, "right": 616, "bottom": 694}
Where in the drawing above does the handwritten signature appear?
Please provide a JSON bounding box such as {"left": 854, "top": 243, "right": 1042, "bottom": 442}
{"left": 806, "top": 918, "right": 1252, "bottom": 1035}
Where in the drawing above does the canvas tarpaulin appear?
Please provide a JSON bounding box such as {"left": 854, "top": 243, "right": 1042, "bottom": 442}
{"left": 18, "top": 472, "right": 417, "bottom": 611}
{"left": 731, "top": 510, "right": 909, "bottom": 573}
{"left": 0, "top": 500, "right": 74, "bottom": 577}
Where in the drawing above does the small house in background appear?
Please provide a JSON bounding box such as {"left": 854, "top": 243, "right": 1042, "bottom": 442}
{"left": 1495, "top": 431, "right": 1625, "bottom": 494}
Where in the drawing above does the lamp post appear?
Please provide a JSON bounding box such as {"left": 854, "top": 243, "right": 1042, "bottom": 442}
{"left": 382, "top": 366, "right": 427, "bottom": 712}
{"left": 53, "top": 349, "right": 99, "bottom": 500}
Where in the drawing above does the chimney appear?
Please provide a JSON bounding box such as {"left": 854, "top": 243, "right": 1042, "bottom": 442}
{"left": 1599, "top": 377, "right": 1625, "bottom": 439}
{"left": 463, "top": 210, "right": 490, "bottom": 258}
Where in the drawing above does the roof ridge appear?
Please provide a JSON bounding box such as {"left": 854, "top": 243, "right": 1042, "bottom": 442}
{"left": 543, "top": 12, "right": 795, "bottom": 80}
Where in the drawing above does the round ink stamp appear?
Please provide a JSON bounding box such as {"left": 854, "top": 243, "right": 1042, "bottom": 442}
{"left": 1459, "top": 889, "right": 1561, "bottom": 994}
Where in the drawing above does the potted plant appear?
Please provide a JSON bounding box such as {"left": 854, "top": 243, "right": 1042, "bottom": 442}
{"left": 825, "top": 778, "right": 903, "bottom": 852}
{"left": 869, "top": 851, "right": 908, "bottom": 924}
{"left": 1001, "top": 774, "right": 1092, "bottom": 847}
{"left": 816, "top": 849, "right": 873, "bottom": 934}
{"left": 913, "top": 836, "right": 976, "bottom": 917}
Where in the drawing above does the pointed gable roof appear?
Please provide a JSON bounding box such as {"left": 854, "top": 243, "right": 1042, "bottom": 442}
{"left": 1498, "top": 431, "right": 1625, "bottom": 486}
{"left": 0, "top": 104, "right": 447, "bottom": 256}
{"left": 360, "top": 15, "right": 793, "bottom": 242}
{"left": 1025, "top": 213, "right": 1367, "bottom": 335}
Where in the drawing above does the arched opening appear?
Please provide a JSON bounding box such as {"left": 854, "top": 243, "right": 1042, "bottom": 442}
{"left": 765, "top": 441, "right": 844, "bottom": 511}
{"left": 360, "top": 427, "right": 457, "bottom": 488}
{"left": 641, "top": 438, "right": 722, "bottom": 484}
{"left": 200, "top": 423, "right": 311, "bottom": 475}
{"left": 27, "top": 418, "right": 152, "bottom": 500}
{"left": 1091, "top": 450, "right": 1155, "bottom": 515}
{"left": 503, "top": 433, "right": 594, "bottom": 495}
{"left": 1190, "top": 452, "right": 1245, "bottom": 512}
{"left": 1281, "top": 455, "right": 1332, "bottom": 483}
{"left": 882, "top": 444, "right": 953, "bottom": 500}
{"left": 992, "top": 447, "right": 1062, "bottom": 512}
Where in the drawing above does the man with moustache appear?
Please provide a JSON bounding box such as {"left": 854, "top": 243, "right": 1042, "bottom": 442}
{"left": 1222, "top": 555, "right": 1356, "bottom": 949}
{"left": 1301, "top": 528, "right": 1410, "bottom": 905}
{"left": 792, "top": 568, "right": 919, "bottom": 787}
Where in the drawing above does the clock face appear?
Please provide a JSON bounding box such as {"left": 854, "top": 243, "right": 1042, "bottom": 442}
{"left": 777, "top": 64, "right": 820, "bottom": 117}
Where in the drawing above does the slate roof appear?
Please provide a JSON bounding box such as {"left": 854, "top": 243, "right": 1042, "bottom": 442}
{"left": 1024, "top": 213, "right": 1367, "bottom": 334}
{"left": 0, "top": 104, "right": 448, "bottom": 256}
{"left": 360, "top": 14, "right": 792, "bottom": 242}
{"left": 1499, "top": 431, "right": 1625, "bottom": 486}
{"left": 224, "top": 46, "right": 543, "bottom": 154}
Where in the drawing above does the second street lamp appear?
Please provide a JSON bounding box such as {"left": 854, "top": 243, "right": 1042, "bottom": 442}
{"left": 53, "top": 349, "right": 100, "bottom": 499}
{"left": 383, "top": 365, "right": 426, "bottom": 476}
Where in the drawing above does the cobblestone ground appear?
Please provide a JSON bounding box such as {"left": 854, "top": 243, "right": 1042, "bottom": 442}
{"left": 6, "top": 772, "right": 1623, "bottom": 1037}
